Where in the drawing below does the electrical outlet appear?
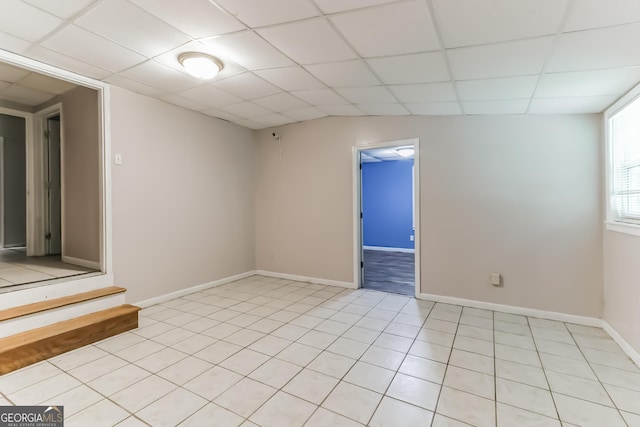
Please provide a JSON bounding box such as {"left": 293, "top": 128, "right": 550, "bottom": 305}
{"left": 490, "top": 272, "right": 502, "bottom": 286}
{"left": 114, "top": 154, "right": 123, "bottom": 165}
{"left": 410, "top": 235, "right": 414, "bottom": 241}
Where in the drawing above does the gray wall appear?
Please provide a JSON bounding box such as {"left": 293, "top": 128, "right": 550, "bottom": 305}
{"left": 110, "top": 87, "right": 257, "bottom": 304}
{"left": 604, "top": 230, "right": 640, "bottom": 354}
{"left": 0, "top": 114, "right": 26, "bottom": 247}
{"left": 58, "top": 87, "right": 100, "bottom": 264}
{"left": 255, "top": 115, "right": 604, "bottom": 317}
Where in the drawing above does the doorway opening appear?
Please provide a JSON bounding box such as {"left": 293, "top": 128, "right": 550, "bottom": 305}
{"left": 353, "top": 139, "right": 420, "bottom": 297}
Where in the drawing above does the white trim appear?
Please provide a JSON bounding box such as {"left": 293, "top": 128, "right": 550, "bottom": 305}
{"left": 134, "top": 271, "right": 257, "bottom": 308}
{"left": 62, "top": 255, "right": 100, "bottom": 270}
{"left": 605, "top": 221, "right": 640, "bottom": 237}
{"left": 256, "top": 270, "right": 356, "bottom": 289}
{"left": 0, "top": 49, "right": 112, "bottom": 275}
{"left": 353, "top": 138, "right": 421, "bottom": 297}
{"left": 363, "top": 246, "right": 415, "bottom": 253}
{"left": 34, "top": 104, "right": 63, "bottom": 256}
{"left": 417, "top": 292, "right": 603, "bottom": 327}
{"left": 602, "top": 321, "right": 640, "bottom": 368}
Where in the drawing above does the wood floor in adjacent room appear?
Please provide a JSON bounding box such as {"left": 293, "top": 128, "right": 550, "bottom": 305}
{"left": 0, "top": 275, "right": 638, "bottom": 426}
{"left": 363, "top": 249, "right": 414, "bottom": 296}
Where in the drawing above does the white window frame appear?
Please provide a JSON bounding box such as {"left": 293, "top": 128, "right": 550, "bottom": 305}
{"left": 605, "top": 81, "right": 640, "bottom": 237}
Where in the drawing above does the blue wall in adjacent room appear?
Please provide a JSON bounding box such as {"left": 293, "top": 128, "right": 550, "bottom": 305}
{"left": 362, "top": 159, "right": 414, "bottom": 250}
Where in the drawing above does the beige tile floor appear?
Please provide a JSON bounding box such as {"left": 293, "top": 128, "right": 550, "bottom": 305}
{"left": 0, "top": 248, "right": 95, "bottom": 288}
{"left": 0, "top": 275, "right": 639, "bottom": 426}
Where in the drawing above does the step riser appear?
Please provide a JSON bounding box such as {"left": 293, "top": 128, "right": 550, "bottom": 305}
{"left": 0, "top": 308, "right": 138, "bottom": 375}
{"left": 0, "top": 293, "right": 126, "bottom": 338}
{"left": 0, "top": 274, "right": 113, "bottom": 310}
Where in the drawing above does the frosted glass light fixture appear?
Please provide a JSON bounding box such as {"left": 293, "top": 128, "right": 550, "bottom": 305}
{"left": 396, "top": 146, "right": 415, "bottom": 157}
{"left": 178, "top": 52, "right": 223, "bottom": 79}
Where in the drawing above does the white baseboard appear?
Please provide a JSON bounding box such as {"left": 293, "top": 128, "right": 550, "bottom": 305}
{"left": 134, "top": 270, "right": 256, "bottom": 308}
{"left": 416, "top": 292, "right": 603, "bottom": 327}
{"left": 255, "top": 270, "right": 356, "bottom": 289}
{"left": 62, "top": 255, "right": 101, "bottom": 270}
{"left": 364, "top": 246, "right": 415, "bottom": 253}
{"left": 602, "top": 321, "right": 640, "bottom": 368}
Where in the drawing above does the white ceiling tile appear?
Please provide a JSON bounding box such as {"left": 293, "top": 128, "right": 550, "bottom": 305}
{"left": 433, "top": 0, "right": 567, "bottom": 48}
{"left": 130, "top": 0, "right": 244, "bottom": 39}
{"left": 75, "top": 0, "right": 190, "bottom": 57}
{"left": 17, "top": 73, "right": 77, "bottom": 95}
{"left": 462, "top": 99, "right": 530, "bottom": 114}
{"left": 23, "top": 45, "right": 113, "bottom": 80}
{"left": 120, "top": 60, "right": 201, "bottom": 93}
{"left": 1, "top": 84, "right": 55, "bottom": 105}
{"left": 405, "top": 102, "right": 462, "bottom": 115}
{"left": 160, "top": 93, "right": 210, "bottom": 112}
{"left": 283, "top": 106, "right": 328, "bottom": 121}
{"left": 219, "top": 101, "right": 273, "bottom": 118}
{"left": 153, "top": 41, "right": 246, "bottom": 80}
{"left": 546, "top": 24, "right": 640, "bottom": 72}
{"left": 357, "top": 103, "right": 409, "bottom": 115}
{"left": 253, "top": 113, "right": 296, "bottom": 127}
{"left": 457, "top": 75, "right": 539, "bottom": 101}
{"left": 331, "top": 0, "right": 439, "bottom": 57}
{"left": 318, "top": 104, "right": 364, "bottom": 115}
{"left": 0, "top": 0, "right": 62, "bottom": 42}
{"left": 313, "top": 0, "right": 399, "bottom": 14}
{"left": 290, "top": 89, "right": 349, "bottom": 105}
{"left": 253, "top": 93, "right": 308, "bottom": 111}
{"left": 202, "top": 108, "right": 240, "bottom": 122}
{"left": 564, "top": 0, "right": 640, "bottom": 32}
{"left": 254, "top": 67, "right": 325, "bottom": 91}
{"left": 389, "top": 83, "right": 457, "bottom": 103}
{"left": 200, "top": 31, "right": 294, "bottom": 70}
{"left": 305, "top": 60, "right": 380, "bottom": 87}
{"left": 258, "top": 18, "right": 357, "bottom": 64}
{"left": 23, "top": 0, "right": 97, "bottom": 19}
{"left": 0, "top": 31, "right": 31, "bottom": 54}
{"left": 448, "top": 36, "right": 554, "bottom": 80}
{"left": 213, "top": 73, "right": 281, "bottom": 99}
{"left": 537, "top": 67, "right": 640, "bottom": 98}
{"left": 232, "top": 118, "right": 265, "bottom": 129}
{"left": 336, "top": 86, "right": 396, "bottom": 103}
{"left": 529, "top": 95, "right": 618, "bottom": 114}
{"left": 104, "top": 74, "right": 163, "bottom": 98}
{"left": 0, "top": 63, "right": 31, "bottom": 83}
{"left": 367, "top": 52, "right": 449, "bottom": 84}
{"left": 41, "top": 25, "right": 146, "bottom": 73}
{"left": 215, "top": 0, "right": 319, "bottom": 27}
{"left": 179, "top": 85, "right": 242, "bottom": 108}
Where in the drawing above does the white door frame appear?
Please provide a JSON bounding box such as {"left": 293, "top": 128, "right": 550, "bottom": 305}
{"left": 352, "top": 138, "right": 421, "bottom": 297}
{"left": 0, "top": 49, "right": 112, "bottom": 275}
{"left": 0, "top": 107, "right": 33, "bottom": 253}
{"left": 34, "top": 104, "right": 63, "bottom": 256}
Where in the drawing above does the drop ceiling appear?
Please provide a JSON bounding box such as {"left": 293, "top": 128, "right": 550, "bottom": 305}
{"left": 1, "top": 0, "right": 640, "bottom": 129}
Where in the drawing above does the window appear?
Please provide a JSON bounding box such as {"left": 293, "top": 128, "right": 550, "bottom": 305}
{"left": 609, "top": 95, "right": 640, "bottom": 225}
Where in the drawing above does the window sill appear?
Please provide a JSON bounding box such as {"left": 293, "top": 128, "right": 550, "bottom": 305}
{"left": 606, "top": 221, "right": 640, "bottom": 237}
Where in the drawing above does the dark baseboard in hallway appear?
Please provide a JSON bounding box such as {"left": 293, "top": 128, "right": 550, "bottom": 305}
{"left": 363, "top": 249, "right": 415, "bottom": 296}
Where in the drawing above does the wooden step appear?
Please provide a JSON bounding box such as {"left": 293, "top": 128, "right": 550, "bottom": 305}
{"left": 0, "top": 304, "right": 140, "bottom": 375}
{"left": 0, "top": 286, "right": 126, "bottom": 322}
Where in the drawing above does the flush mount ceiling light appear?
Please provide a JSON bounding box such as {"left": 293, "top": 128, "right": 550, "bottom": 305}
{"left": 178, "top": 52, "right": 223, "bottom": 80}
{"left": 396, "top": 146, "right": 415, "bottom": 158}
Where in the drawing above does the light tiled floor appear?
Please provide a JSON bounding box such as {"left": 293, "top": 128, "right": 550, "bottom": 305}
{"left": 0, "top": 248, "right": 96, "bottom": 289}
{"left": 1, "top": 275, "right": 639, "bottom": 426}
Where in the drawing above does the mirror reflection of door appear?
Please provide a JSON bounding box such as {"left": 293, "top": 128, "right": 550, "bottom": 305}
{"left": 46, "top": 116, "right": 61, "bottom": 255}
